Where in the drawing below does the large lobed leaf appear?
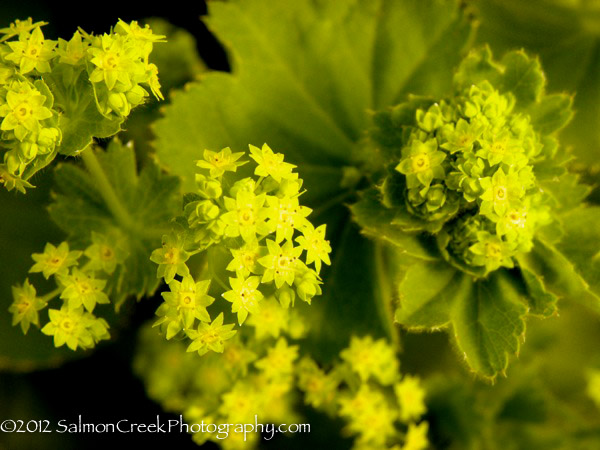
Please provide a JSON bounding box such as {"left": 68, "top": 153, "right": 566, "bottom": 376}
{"left": 48, "top": 140, "right": 180, "bottom": 308}
{"left": 153, "top": 0, "right": 474, "bottom": 359}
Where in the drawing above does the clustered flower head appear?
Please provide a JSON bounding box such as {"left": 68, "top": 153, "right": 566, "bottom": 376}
{"left": 150, "top": 143, "right": 332, "bottom": 355}
{"left": 299, "top": 335, "right": 429, "bottom": 450}
{"left": 136, "top": 324, "right": 428, "bottom": 450}
{"left": 0, "top": 18, "right": 164, "bottom": 192}
{"left": 9, "top": 232, "right": 129, "bottom": 350}
{"left": 390, "top": 80, "right": 551, "bottom": 276}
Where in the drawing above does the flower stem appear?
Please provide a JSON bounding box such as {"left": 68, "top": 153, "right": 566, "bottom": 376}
{"left": 80, "top": 145, "right": 133, "bottom": 230}
{"left": 374, "top": 242, "right": 401, "bottom": 351}
{"left": 41, "top": 287, "right": 62, "bottom": 302}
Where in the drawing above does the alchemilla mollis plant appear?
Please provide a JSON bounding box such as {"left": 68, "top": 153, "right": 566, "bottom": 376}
{"left": 3, "top": 1, "right": 600, "bottom": 449}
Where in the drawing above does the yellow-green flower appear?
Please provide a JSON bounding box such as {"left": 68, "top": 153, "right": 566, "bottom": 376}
{"left": 296, "top": 223, "right": 331, "bottom": 273}
{"left": 29, "top": 241, "right": 81, "bottom": 279}
{"left": 402, "top": 422, "right": 429, "bottom": 450}
{"left": 5, "top": 26, "right": 56, "bottom": 74}
{"left": 58, "top": 268, "right": 110, "bottom": 312}
{"left": 246, "top": 297, "right": 289, "bottom": 339}
{"left": 186, "top": 313, "right": 237, "bottom": 355}
{"left": 57, "top": 31, "right": 88, "bottom": 65}
{"left": 249, "top": 143, "right": 297, "bottom": 182}
{"left": 338, "top": 384, "right": 398, "bottom": 448}
{"left": 396, "top": 138, "right": 446, "bottom": 189}
{"left": 479, "top": 168, "right": 523, "bottom": 217}
{"left": 150, "top": 233, "right": 190, "bottom": 283}
{"left": 84, "top": 232, "right": 127, "bottom": 274}
{"left": 226, "top": 239, "right": 263, "bottom": 278}
{"left": 255, "top": 337, "right": 298, "bottom": 380}
{"left": 156, "top": 275, "right": 214, "bottom": 332}
{"left": 221, "top": 190, "right": 270, "bottom": 242}
{"left": 265, "top": 195, "right": 312, "bottom": 243}
{"left": 340, "top": 335, "right": 399, "bottom": 385}
{"left": 0, "top": 81, "right": 54, "bottom": 141}
{"left": 0, "top": 18, "right": 48, "bottom": 42}
{"left": 41, "top": 306, "right": 109, "bottom": 351}
{"left": 88, "top": 34, "right": 138, "bottom": 91}
{"left": 222, "top": 275, "right": 263, "bottom": 325}
{"left": 9, "top": 279, "right": 47, "bottom": 334}
{"left": 258, "top": 239, "right": 302, "bottom": 289}
{"left": 468, "top": 231, "right": 515, "bottom": 272}
{"left": 196, "top": 147, "right": 246, "bottom": 178}
{"left": 395, "top": 375, "right": 427, "bottom": 422}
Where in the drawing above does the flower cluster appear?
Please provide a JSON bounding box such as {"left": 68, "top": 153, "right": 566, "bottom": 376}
{"left": 85, "top": 20, "right": 165, "bottom": 116}
{"left": 388, "top": 81, "right": 550, "bottom": 276}
{"left": 135, "top": 326, "right": 428, "bottom": 450}
{"left": 0, "top": 18, "right": 163, "bottom": 192}
{"left": 297, "top": 335, "right": 428, "bottom": 450}
{"left": 134, "top": 320, "right": 305, "bottom": 449}
{"left": 9, "top": 232, "right": 129, "bottom": 350}
{"left": 150, "top": 143, "right": 331, "bottom": 355}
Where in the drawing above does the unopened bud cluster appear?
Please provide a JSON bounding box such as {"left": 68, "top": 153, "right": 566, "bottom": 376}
{"left": 391, "top": 81, "right": 550, "bottom": 275}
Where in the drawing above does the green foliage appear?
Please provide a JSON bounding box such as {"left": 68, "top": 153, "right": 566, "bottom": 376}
{"left": 475, "top": 0, "right": 600, "bottom": 171}
{"left": 48, "top": 140, "right": 180, "bottom": 309}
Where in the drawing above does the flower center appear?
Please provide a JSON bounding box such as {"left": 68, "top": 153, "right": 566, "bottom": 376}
{"left": 494, "top": 186, "right": 507, "bottom": 201}
{"left": 101, "top": 245, "right": 114, "bottom": 260}
{"left": 491, "top": 141, "right": 506, "bottom": 154}
{"left": 103, "top": 52, "right": 119, "bottom": 70}
{"left": 164, "top": 248, "right": 178, "bottom": 264}
{"left": 14, "top": 103, "right": 32, "bottom": 121}
{"left": 180, "top": 293, "right": 194, "bottom": 308}
{"left": 485, "top": 242, "right": 502, "bottom": 259}
{"left": 59, "top": 318, "right": 74, "bottom": 332}
{"left": 412, "top": 154, "right": 430, "bottom": 172}
{"left": 238, "top": 208, "right": 254, "bottom": 225}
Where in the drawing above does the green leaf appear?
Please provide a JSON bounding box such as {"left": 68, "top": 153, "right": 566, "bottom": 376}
{"left": 154, "top": 0, "right": 473, "bottom": 191}
{"left": 45, "top": 65, "right": 123, "bottom": 157}
{"left": 500, "top": 50, "right": 545, "bottom": 108}
{"left": 454, "top": 45, "right": 503, "bottom": 89}
{"left": 476, "top": 0, "right": 600, "bottom": 166}
{"left": 350, "top": 189, "right": 440, "bottom": 261}
{"left": 153, "top": 0, "right": 473, "bottom": 365}
{"left": 452, "top": 271, "right": 527, "bottom": 378}
{"left": 396, "top": 261, "right": 528, "bottom": 378}
{"left": 554, "top": 207, "right": 600, "bottom": 307}
{"left": 519, "top": 268, "right": 558, "bottom": 318}
{"left": 527, "top": 93, "right": 574, "bottom": 135}
{"left": 395, "top": 260, "right": 466, "bottom": 329}
{"left": 517, "top": 237, "right": 600, "bottom": 314}
{"left": 301, "top": 221, "right": 394, "bottom": 361}
{"left": 48, "top": 140, "right": 180, "bottom": 308}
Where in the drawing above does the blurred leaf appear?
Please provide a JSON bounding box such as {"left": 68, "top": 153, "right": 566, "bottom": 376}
{"left": 154, "top": 0, "right": 473, "bottom": 191}
{"left": 350, "top": 188, "right": 440, "bottom": 261}
{"left": 555, "top": 206, "right": 600, "bottom": 306}
{"left": 475, "top": 0, "right": 600, "bottom": 167}
{"left": 500, "top": 50, "right": 545, "bottom": 107}
{"left": 517, "top": 236, "right": 600, "bottom": 314}
{"left": 302, "top": 220, "right": 394, "bottom": 362}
